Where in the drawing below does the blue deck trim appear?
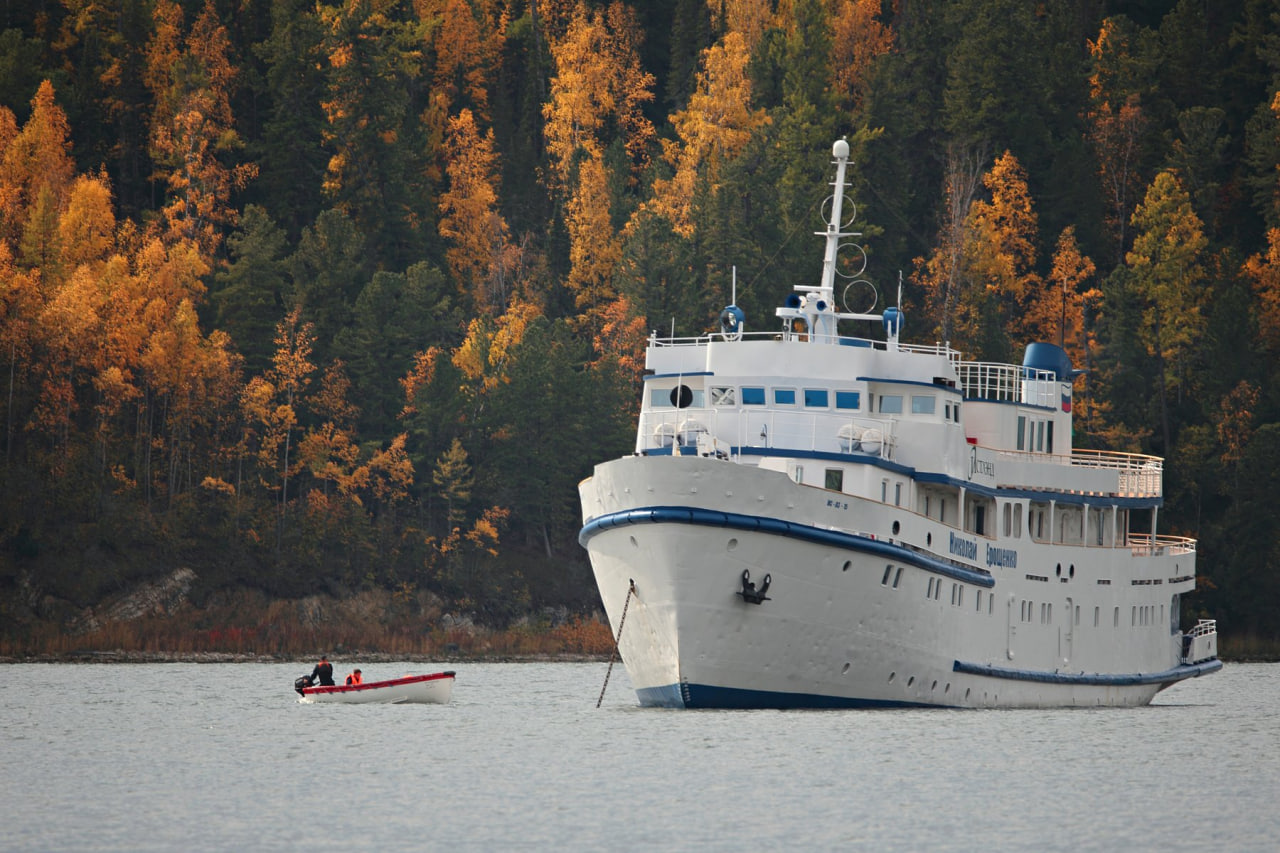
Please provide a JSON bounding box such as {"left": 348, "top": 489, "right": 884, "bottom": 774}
{"left": 856, "top": 376, "right": 963, "bottom": 395}
{"left": 644, "top": 371, "right": 714, "bottom": 381}
{"left": 636, "top": 683, "right": 930, "bottom": 710}
{"left": 579, "top": 506, "right": 995, "bottom": 587}
{"left": 952, "top": 658, "right": 1222, "bottom": 686}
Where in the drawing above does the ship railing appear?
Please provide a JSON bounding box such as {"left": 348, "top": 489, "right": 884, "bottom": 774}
{"left": 953, "top": 359, "right": 1057, "bottom": 404}
{"left": 1126, "top": 533, "right": 1197, "bottom": 556}
{"left": 647, "top": 329, "right": 958, "bottom": 357}
{"left": 988, "top": 448, "right": 1164, "bottom": 498}
{"left": 638, "top": 407, "right": 897, "bottom": 461}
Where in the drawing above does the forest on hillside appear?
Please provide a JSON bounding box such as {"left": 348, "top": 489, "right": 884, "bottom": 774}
{"left": 2, "top": 0, "right": 1280, "bottom": 646}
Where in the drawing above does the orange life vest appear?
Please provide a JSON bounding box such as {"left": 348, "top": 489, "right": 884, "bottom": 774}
{"left": 346, "top": 671, "right": 362, "bottom": 685}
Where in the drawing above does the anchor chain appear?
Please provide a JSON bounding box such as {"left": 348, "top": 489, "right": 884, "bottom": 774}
{"left": 596, "top": 579, "right": 636, "bottom": 708}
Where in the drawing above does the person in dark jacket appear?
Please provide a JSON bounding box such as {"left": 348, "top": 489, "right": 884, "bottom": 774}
{"left": 310, "top": 655, "right": 335, "bottom": 686}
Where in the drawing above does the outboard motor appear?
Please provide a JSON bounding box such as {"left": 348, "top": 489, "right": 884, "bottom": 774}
{"left": 295, "top": 675, "right": 314, "bottom": 696}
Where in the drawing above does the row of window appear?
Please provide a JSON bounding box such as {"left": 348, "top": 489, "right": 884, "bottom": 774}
{"left": 1016, "top": 414, "right": 1055, "bottom": 454}
{"left": 1018, "top": 601, "right": 1170, "bottom": 629}
{"left": 654, "top": 384, "right": 962, "bottom": 423}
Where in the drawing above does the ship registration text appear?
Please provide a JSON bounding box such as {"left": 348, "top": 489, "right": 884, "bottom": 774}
{"left": 949, "top": 533, "right": 1018, "bottom": 569}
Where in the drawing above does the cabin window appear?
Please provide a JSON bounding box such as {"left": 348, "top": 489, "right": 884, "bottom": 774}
{"left": 793, "top": 464, "right": 804, "bottom": 484}
{"left": 742, "top": 387, "right": 766, "bottom": 405}
{"left": 1037, "top": 420, "right": 1046, "bottom": 452}
{"left": 927, "top": 577, "right": 934, "bottom": 598}
{"left": 1094, "top": 606, "right": 1100, "bottom": 627}
{"left": 1017, "top": 415, "right": 1026, "bottom": 450}
{"left": 1114, "top": 606, "right": 1120, "bottom": 627}
{"left": 945, "top": 402, "right": 952, "bottom": 420}
{"left": 1046, "top": 421, "right": 1054, "bottom": 455}
{"left": 893, "top": 567, "right": 903, "bottom": 588}
{"left": 894, "top": 482, "right": 902, "bottom": 506}
{"left": 1013, "top": 504, "right": 1022, "bottom": 539}
{"left": 710, "top": 387, "right": 736, "bottom": 406}
{"left": 805, "top": 389, "right": 829, "bottom": 408}
{"left": 911, "top": 395, "right": 936, "bottom": 415}
{"left": 774, "top": 388, "right": 796, "bottom": 405}
{"left": 976, "top": 590, "right": 983, "bottom": 611}
{"left": 835, "top": 391, "right": 861, "bottom": 410}
{"left": 825, "top": 468, "right": 844, "bottom": 491}
{"left": 879, "top": 395, "right": 903, "bottom": 414}
{"left": 881, "top": 565, "right": 893, "bottom": 585}
{"left": 1003, "top": 503, "right": 1012, "bottom": 536}
{"left": 880, "top": 480, "right": 888, "bottom": 502}
{"left": 952, "top": 403, "right": 961, "bottom": 423}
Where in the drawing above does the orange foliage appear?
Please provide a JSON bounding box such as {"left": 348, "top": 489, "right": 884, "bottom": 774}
{"left": 438, "top": 108, "right": 519, "bottom": 313}
{"left": 1244, "top": 227, "right": 1280, "bottom": 350}
{"left": 646, "top": 31, "right": 768, "bottom": 237}
{"left": 831, "top": 0, "right": 895, "bottom": 111}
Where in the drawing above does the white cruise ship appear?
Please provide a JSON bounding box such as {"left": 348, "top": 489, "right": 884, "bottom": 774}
{"left": 578, "top": 139, "right": 1221, "bottom": 708}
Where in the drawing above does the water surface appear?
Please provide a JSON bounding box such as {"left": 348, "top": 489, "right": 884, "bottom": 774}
{"left": 3, "top": 661, "right": 1276, "bottom": 851}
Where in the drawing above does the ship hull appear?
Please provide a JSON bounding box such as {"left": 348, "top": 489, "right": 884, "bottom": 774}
{"left": 580, "top": 455, "right": 1219, "bottom": 709}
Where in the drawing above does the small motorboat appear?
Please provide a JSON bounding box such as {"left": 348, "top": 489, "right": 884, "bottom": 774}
{"left": 294, "top": 671, "right": 455, "bottom": 704}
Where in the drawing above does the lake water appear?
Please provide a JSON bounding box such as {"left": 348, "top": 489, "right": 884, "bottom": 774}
{"left": 2, "top": 661, "right": 1277, "bottom": 851}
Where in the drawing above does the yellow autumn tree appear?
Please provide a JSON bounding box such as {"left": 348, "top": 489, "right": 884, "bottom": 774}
{"left": 146, "top": 0, "right": 256, "bottom": 254}
{"left": 965, "top": 151, "right": 1040, "bottom": 344}
{"left": 710, "top": 0, "right": 780, "bottom": 52}
{"left": 831, "top": 0, "right": 895, "bottom": 111}
{"left": 543, "top": 2, "right": 655, "bottom": 310}
{"left": 1245, "top": 227, "right": 1280, "bottom": 350}
{"left": 438, "top": 108, "right": 520, "bottom": 313}
{"left": 644, "top": 31, "right": 769, "bottom": 237}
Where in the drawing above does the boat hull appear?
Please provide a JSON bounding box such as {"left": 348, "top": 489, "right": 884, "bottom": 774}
{"left": 580, "top": 455, "right": 1219, "bottom": 709}
{"left": 299, "top": 672, "right": 455, "bottom": 704}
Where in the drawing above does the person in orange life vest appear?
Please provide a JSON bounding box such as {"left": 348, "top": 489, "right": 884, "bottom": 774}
{"left": 310, "top": 655, "right": 334, "bottom": 686}
{"left": 345, "top": 669, "right": 362, "bottom": 686}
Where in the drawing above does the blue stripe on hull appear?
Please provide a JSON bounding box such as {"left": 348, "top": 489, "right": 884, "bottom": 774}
{"left": 952, "top": 658, "right": 1223, "bottom": 686}
{"left": 580, "top": 505, "right": 995, "bottom": 588}
{"left": 635, "top": 683, "right": 931, "bottom": 710}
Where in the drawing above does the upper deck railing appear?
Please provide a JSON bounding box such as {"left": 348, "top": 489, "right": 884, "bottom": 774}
{"left": 953, "top": 359, "right": 1057, "bottom": 404}
{"left": 648, "top": 329, "right": 957, "bottom": 357}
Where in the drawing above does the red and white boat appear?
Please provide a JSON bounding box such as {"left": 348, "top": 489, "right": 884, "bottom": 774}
{"left": 295, "top": 671, "right": 455, "bottom": 704}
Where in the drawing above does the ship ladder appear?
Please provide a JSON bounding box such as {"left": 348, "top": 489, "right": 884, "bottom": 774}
{"left": 596, "top": 579, "right": 637, "bottom": 708}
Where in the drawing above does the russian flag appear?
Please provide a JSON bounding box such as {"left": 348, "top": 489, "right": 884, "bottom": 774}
{"left": 1061, "top": 385, "right": 1072, "bottom": 413}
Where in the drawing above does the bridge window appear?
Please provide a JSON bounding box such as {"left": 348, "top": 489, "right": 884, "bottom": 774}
{"left": 879, "top": 395, "right": 903, "bottom": 414}
{"left": 742, "top": 387, "right": 765, "bottom": 405}
{"left": 1017, "top": 415, "right": 1026, "bottom": 450}
{"left": 911, "top": 395, "right": 936, "bottom": 415}
{"left": 805, "top": 389, "right": 829, "bottom": 408}
{"left": 835, "top": 391, "right": 861, "bottom": 410}
{"left": 825, "top": 468, "right": 843, "bottom": 491}
{"left": 774, "top": 388, "right": 796, "bottom": 405}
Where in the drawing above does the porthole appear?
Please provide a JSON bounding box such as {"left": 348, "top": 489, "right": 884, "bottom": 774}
{"left": 926, "top": 533, "right": 932, "bottom": 546}
{"left": 843, "top": 560, "right": 853, "bottom": 573}
{"left": 670, "top": 384, "right": 694, "bottom": 408}
{"left": 931, "top": 680, "right": 938, "bottom": 691}
{"left": 1055, "top": 563, "right": 1062, "bottom": 577}
{"left": 965, "top": 687, "right": 971, "bottom": 700}
{"left": 944, "top": 683, "right": 951, "bottom": 693}
{"left": 727, "top": 538, "right": 738, "bottom": 551}
{"left": 907, "top": 676, "right": 915, "bottom": 687}
{"left": 841, "top": 662, "right": 851, "bottom": 675}
{"left": 888, "top": 672, "right": 896, "bottom": 683}
{"left": 892, "top": 520, "right": 901, "bottom": 535}
{"left": 1069, "top": 564, "right": 1075, "bottom": 578}
{"left": 629, "top": 536, "right": 638, "bottom": 548}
